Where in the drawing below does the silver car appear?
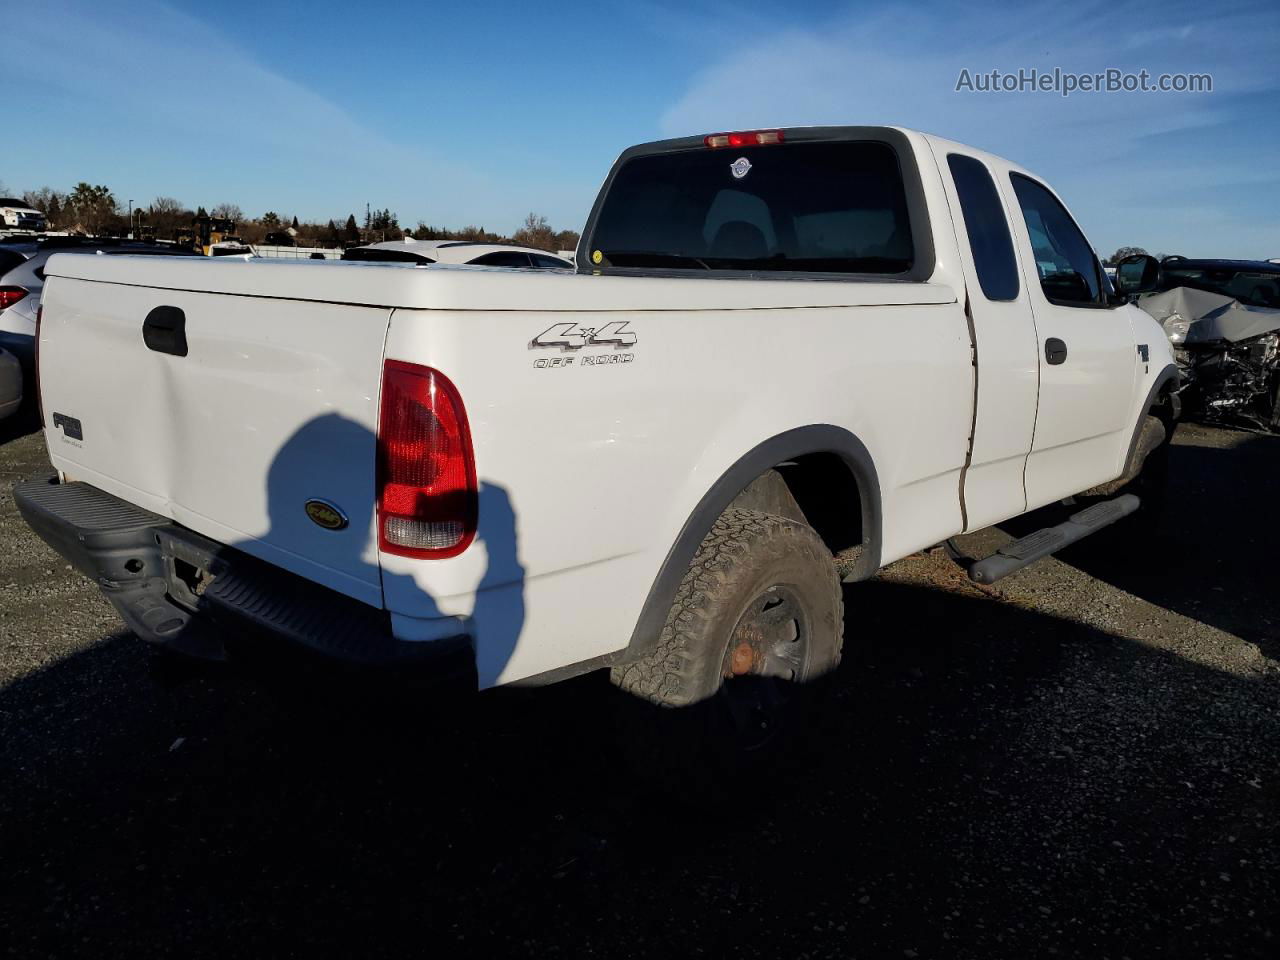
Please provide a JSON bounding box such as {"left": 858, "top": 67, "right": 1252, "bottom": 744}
{"left": 0, "top": 247, "right": 44, "bottom": 369}
{"left": 0, "top": 346, "right": 21, "bottom": 421}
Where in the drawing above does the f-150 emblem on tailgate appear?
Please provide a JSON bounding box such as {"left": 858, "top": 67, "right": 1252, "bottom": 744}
{"left": 530, "top": 321, "right": 637, "bottom": 351}
{"left": 304, "top": 499, "right": 349, "bottom": 531}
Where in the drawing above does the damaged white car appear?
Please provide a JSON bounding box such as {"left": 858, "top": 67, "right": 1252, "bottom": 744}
{"left": 1132, "top": 258, "right": 1280, "bottom": 431}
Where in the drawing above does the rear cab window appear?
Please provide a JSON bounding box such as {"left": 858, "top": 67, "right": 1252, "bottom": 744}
{"left": 584, "top": 132, "right": 931, "bottom": 280}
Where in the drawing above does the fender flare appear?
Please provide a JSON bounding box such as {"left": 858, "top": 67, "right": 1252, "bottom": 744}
{"left": 620, "top": 424, "right": 882, "bottom": 664}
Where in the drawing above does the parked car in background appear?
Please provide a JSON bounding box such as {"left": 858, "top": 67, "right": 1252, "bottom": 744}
{"left": 0, "top": 346, "right": 21, "bottom": 421}
{"left": 0, "top": 238, "right": 39, "bottom": 263}
{"left": 342, "top": 239, "right": 573, "bottom": 269}
{"left": 1156, "top": 258, "right": 1280, "bottom": 308}
{"left": 0, "top": 199, "right": 46, "bottom": 233}
{"left": 0, "top": 245, "right": 34, "bottom": 297}
{"left": 209, "top": 239, "right": 253, "bottom": 256}
{"left": 1136, "top": 257, "right": 1280, "bottom": 431}
{"left": 0, "top": 239, "right": 200, "bottom": 373}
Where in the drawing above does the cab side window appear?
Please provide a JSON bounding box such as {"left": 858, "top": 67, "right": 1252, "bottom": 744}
{"left": 1010, "top": 174, "right": 1103, "bottom": 307}
{"left": 468, "top": 252, "right": 534, "bottom": 268}
{"left": 947, "top": 154, "right": 1019, "bottom": 301}
{"left": 531, "top": 254, "right": 572, "bottom": 269}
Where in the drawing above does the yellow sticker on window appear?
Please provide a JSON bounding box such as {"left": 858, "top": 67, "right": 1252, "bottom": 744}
{"left": 591, "top": 250, "right": 603, "bottom": 264}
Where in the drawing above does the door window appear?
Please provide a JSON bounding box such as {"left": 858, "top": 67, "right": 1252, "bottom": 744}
{"left": 1010, "top": 174, "right": 1103, "bottom": 307}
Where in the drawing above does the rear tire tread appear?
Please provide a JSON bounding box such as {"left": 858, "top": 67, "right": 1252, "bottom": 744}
{"left": 611, "top": 508, "right": 842, "bottom": 708}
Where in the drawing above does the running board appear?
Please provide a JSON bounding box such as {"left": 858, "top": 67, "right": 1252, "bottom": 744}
{"left": 966, "top": 493, "right": 1140, "bottom": 585}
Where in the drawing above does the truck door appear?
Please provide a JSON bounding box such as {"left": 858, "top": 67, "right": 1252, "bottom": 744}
{"left": 934, "top": 150, "right": 1040, "bottom": 531}
{"left": 1001, "top": 173, "right": 1138, "bottom": 511}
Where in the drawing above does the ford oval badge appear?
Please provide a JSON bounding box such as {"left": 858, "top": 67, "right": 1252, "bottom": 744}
{"left": 305, "top": 499, "right": 348, "bottom": 531}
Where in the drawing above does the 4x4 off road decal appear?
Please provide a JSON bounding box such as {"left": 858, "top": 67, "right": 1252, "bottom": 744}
{"left": 530, "top": 321, "right": 636, "bottom": 351}
{"left": 529, "top": 320, "right": 637, "bottom": 370}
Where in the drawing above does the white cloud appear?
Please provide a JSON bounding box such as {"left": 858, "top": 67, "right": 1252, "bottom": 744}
{"left": 658, "top": 0, "right": 1280, "bottom": 257}
{"left": 7, "top": 0, "right": 531, "bottom": 227}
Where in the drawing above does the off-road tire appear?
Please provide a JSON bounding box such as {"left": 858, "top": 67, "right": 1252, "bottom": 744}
{"left": 610, "top": 508, "right": 843, "bottom": 781}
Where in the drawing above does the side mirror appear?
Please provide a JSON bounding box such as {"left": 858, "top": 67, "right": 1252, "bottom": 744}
{"left": 1113, "top": 253, "right": 1162, "bottom": 298}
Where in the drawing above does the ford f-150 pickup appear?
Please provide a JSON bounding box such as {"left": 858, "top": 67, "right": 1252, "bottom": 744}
{"left": 16, "top": 126, "right": 1177, "bottom": 741}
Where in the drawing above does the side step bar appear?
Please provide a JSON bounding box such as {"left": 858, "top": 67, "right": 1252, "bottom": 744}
{"left": 966, "top": 493, "right": 1140, "bottom": 585}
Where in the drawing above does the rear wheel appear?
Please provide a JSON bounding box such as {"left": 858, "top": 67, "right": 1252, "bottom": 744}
{"left": 611, "top": 507, "right": 843, "bottom": 770}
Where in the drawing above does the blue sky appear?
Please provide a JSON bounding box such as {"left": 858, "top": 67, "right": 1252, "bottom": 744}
{"left": 3, "top": 0, "right": 1278, "bottom": 257}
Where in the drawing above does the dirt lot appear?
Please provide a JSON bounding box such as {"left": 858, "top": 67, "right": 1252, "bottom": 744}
{"left": 1, "top": 408, "right": 1277, "bottom": 959}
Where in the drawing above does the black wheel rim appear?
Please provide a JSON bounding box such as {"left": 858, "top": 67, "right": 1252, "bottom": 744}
{"left": 715, "top": 585, "right": 810, "bottom": 752}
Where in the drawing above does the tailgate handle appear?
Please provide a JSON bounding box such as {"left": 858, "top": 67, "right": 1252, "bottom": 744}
{"left": 143, "top": 306, "right": 188, "bottom": 357}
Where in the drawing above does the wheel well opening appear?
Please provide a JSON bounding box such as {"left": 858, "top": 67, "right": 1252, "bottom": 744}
{"left": 1153, "top": 379, "right": 1179, "bottom": 432}
{"left": 774, "top": 453, "right": 863, "bottom": 557}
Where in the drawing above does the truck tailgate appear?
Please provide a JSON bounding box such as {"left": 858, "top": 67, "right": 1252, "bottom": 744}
{"left": 38, "top": 273, "right": 390, "bottom": 608}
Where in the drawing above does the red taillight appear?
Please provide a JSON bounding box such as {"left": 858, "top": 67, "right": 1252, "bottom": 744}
{"left": 0, "top": 286, "right": 28, "bottom": 310}
{"left": 704, "top": 130, "right": 785, "bottom": 149}
{"left": 377, "top": 360, "right": 477, "bottom": 559}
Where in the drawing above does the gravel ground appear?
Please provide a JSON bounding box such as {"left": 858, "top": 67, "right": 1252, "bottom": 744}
{"left": 0, "top": 409, "right": 1277, "bottom": 959}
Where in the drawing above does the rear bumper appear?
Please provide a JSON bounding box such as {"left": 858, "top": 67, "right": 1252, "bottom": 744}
{"left": 14, "top": 477, "right": 474, "bottom": 678}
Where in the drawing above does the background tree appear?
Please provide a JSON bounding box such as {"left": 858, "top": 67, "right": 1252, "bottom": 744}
{"left": 365, "top": 208, "right": 401, "bottom": 241}
{"left": 211, "top": 203, "right": 243, "bottom": 222}
{"left": 261, "top": 212, "right": 281, "bottom": 229}
{"left": 344, "top": 214, "right": 361, "bottom": 244}
{"left": 327, "top": 220, "right": 341, "bottom": 246}
{"left": 23, "top": 188, "right": 66, "bottom": 229}
{"left": 513, "top": 213, "right": 556, "bottom": 251}
{"left": 553, "top": 229, "right": 580, "bottom": 253}
{"left": 1108, "top": 246, "right": 1149, "bottom": 265}
{"left": 291, "top": 215, "right": 299, "bottom": 230}
{"left": 64, "top": 183, "right": 118, "bottom": 235}
{"left": 148, "top": 196, "right": 186, "bottom": 238}
{"left": 195, "top": 206, "right": 208, "bottom": 218}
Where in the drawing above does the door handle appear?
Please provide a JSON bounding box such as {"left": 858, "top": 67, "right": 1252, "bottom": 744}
{"left": 1044, "top": 337, "right": 1068, "bottom": 365}
{"left": 143, "top": 305, "right": 188, "bottom": 357}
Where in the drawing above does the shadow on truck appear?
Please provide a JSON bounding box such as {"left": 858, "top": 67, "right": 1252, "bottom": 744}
{"left": 142, "top": 412, "right": 528, "bottom": 693}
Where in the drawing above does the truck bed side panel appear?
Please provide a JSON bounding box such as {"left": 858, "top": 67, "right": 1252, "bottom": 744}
{"left": 380, "top": 293, "right": 970, "bottom": 686}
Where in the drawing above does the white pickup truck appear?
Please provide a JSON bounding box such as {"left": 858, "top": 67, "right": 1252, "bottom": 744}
{"left": 18, "top": 126, "right": 1176, "bottom": 736}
